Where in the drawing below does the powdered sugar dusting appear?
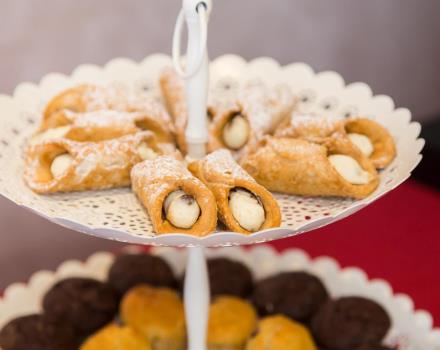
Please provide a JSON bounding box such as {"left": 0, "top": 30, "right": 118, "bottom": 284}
{"left": 204, "top": 149, "right": 255, "bottom": 182}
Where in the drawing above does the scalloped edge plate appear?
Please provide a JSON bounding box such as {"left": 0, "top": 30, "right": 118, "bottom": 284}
{"left": 0, "top": 54, "right": 424, "bottom": 247}
{"left": 0, "top": 246, "right": 438, "bottom": 350}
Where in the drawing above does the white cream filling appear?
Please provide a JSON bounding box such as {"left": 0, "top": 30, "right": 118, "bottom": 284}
{"left": 164, "top": 190, "right": 200, "bottom": 229}
{"left": 137, "top": 142, "right": 158, "bottom": 160}
{"left": 229, "top": 188, "right": 265, "bottom": 232}
{"left": 348, "top": 133, "right": 374, "bottom": 157}
{"left": 222, "top": 115, "right": 250, "bottom": 150}
{"left": 329, "top": 154, "right": 372, "bottom": 185}
{"left": 50, "top": 154, "right": 74, "bottom": 178}
{"left": 29, "top": 126, "right": 70, "bottom": 145}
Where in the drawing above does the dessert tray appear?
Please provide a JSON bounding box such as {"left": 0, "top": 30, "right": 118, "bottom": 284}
{"left": 0, "top": 245, "right": 438, "bottom": 350}
{"left": 0, "top": 54, "right": 423, "bottom": 247}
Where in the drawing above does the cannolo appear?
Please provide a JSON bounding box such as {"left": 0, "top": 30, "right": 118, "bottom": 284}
{"left": 42, "top": 84, "right": 175, "bottom": 141}
{"left": 42, "top": 84, "right": 114, "bottom": 131}
{"left": 240, "top": 136, "right": 379, "bottom": 199}
{"left": 31, "top": 109, "right": 174, "bottom": 145}
{"left": 188, "top": 149, "right": 281, "bottom": 234}
{"left": 131, "top": 156, "right": 217, "bottom": 235}
{"left": 274, "top": 112, "right": 345, "bottom": 144}
{"left": 159, "top": 67, "right": 189, "bottom": 153}
{"left": 274, "top": 113, "right": 396, "bottom": 169}
{"left": 24, "top": 131, "right": 169, "bottom": 194}
{"left": 344, "top": 118, "right": 396, "bottom": 169}
{"left": 208, "top": 81, "right": 295, "bottom": 156}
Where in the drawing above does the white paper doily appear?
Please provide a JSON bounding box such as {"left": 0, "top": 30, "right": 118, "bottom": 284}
{"left": 0, "top": 54, "right": 423, "bottom": 246}
{"left": 0, "top": 246, "right": 438, "bottom": 350}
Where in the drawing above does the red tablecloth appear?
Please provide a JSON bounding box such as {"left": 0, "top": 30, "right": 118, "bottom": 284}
{"left": 269, "top": 180, "right": 440, "bottom": 327}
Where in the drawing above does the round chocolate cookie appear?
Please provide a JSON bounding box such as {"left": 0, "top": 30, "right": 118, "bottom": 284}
{"left": 108, "top": 253, "right": 177, "bottom": 296}
{"left": 0, "top": 314, "right": 77, "bottom": 350}
{"left": 311, "top": 297, "right": 391, "bottom": 350}
{"left": 253, "top": 272, "right": 329, "bottom": 322}
{"left": 207, "top": 258, "right": 254, "bottom": 298}
{"left": 43, "top": 278, "right": 118, "bottom": 336}
{"left": 355, "top": 345, "right": 393, "bottom": 350}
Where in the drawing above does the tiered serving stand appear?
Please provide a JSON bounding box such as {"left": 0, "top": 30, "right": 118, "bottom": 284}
{"left": 0, "top": 0, "right": 427, "bottom": 349}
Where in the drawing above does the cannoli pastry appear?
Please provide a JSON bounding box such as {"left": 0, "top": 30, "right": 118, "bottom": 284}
{"left": 274, "top": 112, "right": 345, "bottom": 144}
{"left": 24, "top": 131, "right": 171, "bottom": 194}
{"left": 188, "top": 149, "right": 281, "bottom": 234}
{"left": 42, "top": 84, "right": 175, "bottom": 140}
{"left": 131, "top": 156, "right": 217, "bottom": 235}
{"left": 80, "top": 324, "right": 150, "bottom": 350}
{"left": 345, "top": 118, "right": 396, "bottom": 169}
{"left": 159, "top": 67, "right": 189, "bottom": 153}
{"left": 245, "top": 315, "right": 317, "bottom": 350}
{"left": 240, "top": 136, "right": 379, "bottom": 199}
{"left": 208, "top": 81, "right": 295, "bottom": 156}
{"left": 207, "top": 296, "right": 257, "bottom": 350}
{"left": 31, "top": 109, "right": 174, "bottom": 145}
{"left": 42, "top": 84, "right": 115, "bottom": 131}
{"left": 120, "top": 285, "right": 185, "bottom": 350}
{"left": 275, "top": 113, "right": 396, "bottom": 169}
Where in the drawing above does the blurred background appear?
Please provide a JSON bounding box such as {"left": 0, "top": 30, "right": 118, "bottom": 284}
{"left": 0, "top": 0, "right": 439, "bottom": 291}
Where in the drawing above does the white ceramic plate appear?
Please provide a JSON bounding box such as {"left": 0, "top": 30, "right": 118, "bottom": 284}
{"left": 0, "top": 54, "right": 423, "bottom": 246}
{"left": 0, "top": 246, "right": 438, "bottom": 350}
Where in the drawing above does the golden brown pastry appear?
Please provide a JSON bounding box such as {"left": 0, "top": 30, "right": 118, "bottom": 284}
{"left": 345, "top": 118, "right": 396, "bottom": 169}
{"left": 208, "top": 81, "right": 295, "bottom": 157}
{"left": 80, "top": 324, "right": 151, "bottom": 350}
{"left": 240, "top": 136, "right": 379, "bottom": 199}
{"left": 274, "top": 113, "right": 396, "bottom": 169}
{"left": 120, "top": 285, "right": 185, "bottom": 350}
{"left": 32, "top": 109, "right": 174, "bottom": 145}
{"left": 131, "top": 156, "right": 217, "bottom": 235}
{"left": 42, "top": 84, "right": 112, "bottom": 130}
{"left": 189, "top": 149, "right": 281, "bottom": 234}
{"left": 274, "top": 112, "right": 345, "bottom": 144}
{"left": 208, "top": 296, "right": 257, "bottom": 350}
{"left": 159, "top": 67, "right": 189, "bottom": 153}
{"left": 245, "top": 315, "right": 317, "bottom": 350}
{"left": 41, "top": 84, "right": 175, "bottom": 142}
{"left": 24, "top": 131, "right": 170, "bottom": 194}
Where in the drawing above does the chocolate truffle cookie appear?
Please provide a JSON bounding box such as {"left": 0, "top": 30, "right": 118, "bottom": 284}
{"left": 311, "top": 297, "right": 391, "bottom": 350}
{"left": 43, "top": 278, "right": 118, "bottom": 336}
{"left": 207, "top": 258, "right": 254, "bottom": 298}
{"left": 0, "top": 314, "right": 77, "bottom": 350}
{"left": 355, "top": 345, "right": 393, "bottom": 350}
{"left": 108, "top": 253, "right": 177, "bottom": 296}
{"left": 253, "top": 272, "right": 328, "bottom": 322}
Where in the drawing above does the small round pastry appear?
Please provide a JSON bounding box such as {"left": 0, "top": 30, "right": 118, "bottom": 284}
{"left": 246, "top": 315, "right": 317, "bottom": 350}
{"left": 0, "top": 314, "right": 77, "bottom": 350}
{"left": 208, "top": 296, "right": 257, "bottom": 350}
{"left": 207, "top": 258, "right": 254, "bottom": 298}
{"left": 120, "top": 284, "right": 186, "bottom": 350}
{"left": 311, "top": 297, "right": 391, "bottom": 350}
{"left": 253, "top": 272, "right": 329, "bottom": 323}
{"left": 108, "top": 253, "right": 177, "bottom": 296}
{"left": 328, "top": 154, "right": 373, "bottom": 185}
{"left": 80, "top": 324, "right": 151, "bottom": 350}
{"left": 229, "top": 188, "right": 265, "bottom": 232}
{"left": 163, "top": 190, "right": 201, "bottom": 229}
{"left": 50, "top": 153, "right": 74, "bottom": 178}
{"left": 222, "top": 112, "right": 250, "bottom": 150}
{"left": 43, "top": 278, "right": 118, "bottom": 336}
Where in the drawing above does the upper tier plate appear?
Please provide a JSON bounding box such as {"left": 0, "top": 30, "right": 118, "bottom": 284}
{"left": 0, "top": 54, "right": 423, "bottom": 247}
